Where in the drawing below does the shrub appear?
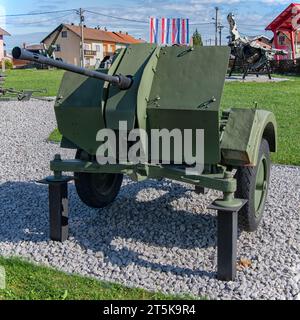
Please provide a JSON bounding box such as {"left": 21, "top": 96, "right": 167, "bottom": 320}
{"left": 4, "top": 59, "right": 13, "bottom": 70}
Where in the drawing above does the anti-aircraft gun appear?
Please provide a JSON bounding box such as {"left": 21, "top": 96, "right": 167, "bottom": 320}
{"left": 227, "top": 13, "right": 287, "bottom": 79}
{"left": 13, "top": 44, "right": 277, "bottom": 281}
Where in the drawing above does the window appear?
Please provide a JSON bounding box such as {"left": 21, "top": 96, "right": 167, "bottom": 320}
{"left": 96, "top": 45, "right": 101, "bottom": 52}
{"left": 56, "top": 44, "right": 61, "bottom": 52}
{"left": 279, "top": 35, "right": 285, "bottom": 46}
{"left": 61, "top": 31, "right": 68, "bottom": 38}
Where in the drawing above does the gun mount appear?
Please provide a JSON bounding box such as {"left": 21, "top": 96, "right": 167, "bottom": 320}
{"left": 12, "top": 47, "right": 133, "bottom": 90}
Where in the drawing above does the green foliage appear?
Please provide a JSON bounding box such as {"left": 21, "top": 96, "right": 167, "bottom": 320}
{"left": 4, "top": 60, "right": 13, "bottom": 70}
{"left": 0, "top": 257, "right": 198, "bottom": 300}
{"left": 192, "top": 29, "right": 203, "bottom": 46}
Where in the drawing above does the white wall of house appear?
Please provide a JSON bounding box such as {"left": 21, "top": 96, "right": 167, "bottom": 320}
{"left": 43, "top": 26, "right": 81, "bottom": 66}
{"left": 0, "top": 36, "right": 4, "bottom": 60}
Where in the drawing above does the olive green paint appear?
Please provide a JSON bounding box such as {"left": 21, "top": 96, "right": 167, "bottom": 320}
{"left": 51, "top": 43, "right": 277, "bottom": 197}
{"left": 221, "top": 108, "right": 277, "bottom": 166}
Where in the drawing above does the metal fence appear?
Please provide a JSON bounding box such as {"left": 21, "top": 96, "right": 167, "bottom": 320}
{"left": 228, "top": 58, "right": 300, "bottom": 75}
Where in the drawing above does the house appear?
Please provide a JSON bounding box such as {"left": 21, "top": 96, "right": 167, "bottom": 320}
{"left": 266, "top": 3, "right": 300, "bottom": 60}
{"left": 0, "top": 27, "right": 11, "bottom": 63}
{"left": 41, "top": 24, "right": 143, "bottom": 66}
{"left": 249, "top": 35, "right": 272, "bottom": 50}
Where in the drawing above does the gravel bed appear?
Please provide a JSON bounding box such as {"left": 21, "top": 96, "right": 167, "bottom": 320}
{"left": 0, "top": 100, "right": 299, "bottom": 300}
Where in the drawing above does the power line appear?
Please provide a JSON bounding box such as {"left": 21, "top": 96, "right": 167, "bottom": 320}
{"left": 5, "top": 12, "right": 75, "bottom": 26}
{"left": 0, "top": 9, "right": 76, "bottom": 18}
{"left": 190, "top": 22, "right": 214, "bottom": 26}
{"left": 85, "top": 9, "right": 148, "bottom": 24}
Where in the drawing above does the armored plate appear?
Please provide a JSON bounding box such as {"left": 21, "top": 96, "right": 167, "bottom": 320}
{"left": 55, "top": 72, "right": 106, "bottom": 155}
{"left": 105, "top": 44, "right": 157, "bottom": 130}
{"left": 146, "top": 46, "right": 230, "bottom": 164}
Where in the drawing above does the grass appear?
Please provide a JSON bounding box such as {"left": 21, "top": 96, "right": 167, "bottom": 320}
{"left": 48, "top": 128, "right": 62, "bottom": 143}
{"left": 221, "top": 75, "right": 300, "bottom": 165}
{"left": 0, "top": 257, "right": 196, "bottom": 300}
{"left": 4, "top": 69, "right": 64, "bottom": 97}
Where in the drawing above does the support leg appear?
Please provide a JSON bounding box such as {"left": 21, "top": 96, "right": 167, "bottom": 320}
{"left": 266, "top": 63, "right": 272, "bottom": 80}
{"left": 243, "top": 65, "right": 249, "bottom": 80}
{"left": 229, "top": 57, "right": 236, "bottom": 77}
{"left": 208, "top": 197, "right": 247, "bottom": 281}
{"left": 49, "top": 182, "right": 69, "bottom": 242}
{"left": 217, "top": 210, "right": 238, "bottom": 281}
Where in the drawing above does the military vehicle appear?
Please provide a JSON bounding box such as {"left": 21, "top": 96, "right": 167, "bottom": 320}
{"left": 12, "top": 45, "right": 277, "bottom": 281}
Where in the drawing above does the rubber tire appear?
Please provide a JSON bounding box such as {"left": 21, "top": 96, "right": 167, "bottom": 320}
{"left": 235, "top": 139, "right": 271, "bottom": 232}
{"left": 74, "top": 150, "right": 123, "bottom": 209}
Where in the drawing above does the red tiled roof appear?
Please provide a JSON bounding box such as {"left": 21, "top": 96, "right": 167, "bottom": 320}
{"left": 26, "top": 44, "right": 44, "bottom": 50}
{"left": 0, "top": 27, "right": 11, "bottom": 36}
{"left": 110, "top": 32, "right": 143, "bottom": 44}
{"left": 43, "top": 24, "right": 142, "bottom": 44}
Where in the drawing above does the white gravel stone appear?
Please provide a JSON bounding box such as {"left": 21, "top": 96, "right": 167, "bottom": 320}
{"left": 0, "top": 100, "right": 299, "bottom": 300}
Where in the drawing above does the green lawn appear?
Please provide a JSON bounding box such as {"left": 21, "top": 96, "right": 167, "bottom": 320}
{"left": 0, "top": 257, "right": 195, "bottom": 300}
{"left": 221, "top": 76, "right": 300, "bottom": 165}
{"left": 4, "top": 69, "right": 64, "bottom": 97}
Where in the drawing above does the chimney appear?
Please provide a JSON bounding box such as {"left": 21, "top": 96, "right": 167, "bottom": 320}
{"left": 23, "top": 42, "right": 26, "bottom": 49}
{"left": 71, "top": 22, "right": 74, "bottom": 25}
{"left": 119, "top": 30, "right": 122, "bottom": 34}
{"left": 104, "top": 27, "right": 107, "bottom": 31}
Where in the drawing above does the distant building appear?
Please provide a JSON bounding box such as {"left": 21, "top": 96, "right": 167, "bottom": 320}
{"left": 41, "top": 24, "right": 143, "bottom": 66}
{"left": 249, "top": 35, "right": 272, "bottom": 50}
{"left": 0, "top": 27, "right": 11, "bottom": 62}
{"left": 266, "top": 3, "right": 300, "bottom": 60}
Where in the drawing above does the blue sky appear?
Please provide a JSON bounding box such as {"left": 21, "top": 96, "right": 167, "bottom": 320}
{"left": 0, "top": 0, "right": 294, "bottom": 49}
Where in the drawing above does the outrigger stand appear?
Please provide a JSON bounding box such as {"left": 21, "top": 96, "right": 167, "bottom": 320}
{"left": 39, "top": 155, "right": 248, "bottom": 281}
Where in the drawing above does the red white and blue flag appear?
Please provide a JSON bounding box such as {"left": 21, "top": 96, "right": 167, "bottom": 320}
{"left": 181, "top": 18, "right": 190, "bottom": 45}
{"left": 150, "top": 17, "right": 159, "bottom": 44}
{"left": 150, "top": 17, "right": 190, "bottom": 45}
{"left": 161, "top": 18, "right": 171, "bottom": 45}
{"left": 171, "top": 18, "right": 181, "bottom": 44}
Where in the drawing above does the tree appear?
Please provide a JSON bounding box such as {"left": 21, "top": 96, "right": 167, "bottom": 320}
{"left": 192, "top": 29, "right": 203, "bottom": 46}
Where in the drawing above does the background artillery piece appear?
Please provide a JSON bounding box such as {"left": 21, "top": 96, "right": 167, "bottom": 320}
{"left": 227, "top": 13, "right": 287, "bottom": 79}
{"left": 0, "top": 73, "right": 49, "bottom": 101}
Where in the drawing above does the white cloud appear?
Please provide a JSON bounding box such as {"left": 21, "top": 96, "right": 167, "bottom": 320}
{"left": 4, "top": 0, "right": 288, "bottom": 49}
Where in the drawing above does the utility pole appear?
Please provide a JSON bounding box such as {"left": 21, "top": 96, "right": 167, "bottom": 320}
{"left": 218, "top": 24, "right": 224, "bottom": 46}
{"left": 77, "top": 8, "right": 85, "bottom": 67}
{"left": 214, "top": 7, "right": 219, "bottom": 46}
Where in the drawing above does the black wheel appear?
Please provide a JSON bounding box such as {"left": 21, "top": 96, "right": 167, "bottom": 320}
{"left": 74, "top": 150, "right": 123, "bottom": 208}
{"left": 235, "top": 139, "right": 271, "bottom": 232}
